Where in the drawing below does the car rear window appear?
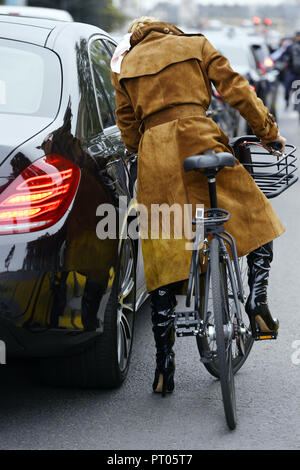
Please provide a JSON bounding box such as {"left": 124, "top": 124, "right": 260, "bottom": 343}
{"left": 0, "top": 39, "right": 61, "bottom": 118}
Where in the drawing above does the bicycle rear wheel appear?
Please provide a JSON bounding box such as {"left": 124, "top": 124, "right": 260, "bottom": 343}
{"left": 210, "top": 237, "right": 237, "bottom": 430}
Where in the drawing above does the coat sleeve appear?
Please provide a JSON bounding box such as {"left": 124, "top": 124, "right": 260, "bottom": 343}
{"left": 111, "top": 72, "right": 141, "bottom": 152}
{"left": 201, "top": 37, "right": 279, "bottom": 145}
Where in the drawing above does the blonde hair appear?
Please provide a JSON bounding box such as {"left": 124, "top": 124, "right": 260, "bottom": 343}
{"left": 128, "top": 16, "right": 158, "bottom": 33}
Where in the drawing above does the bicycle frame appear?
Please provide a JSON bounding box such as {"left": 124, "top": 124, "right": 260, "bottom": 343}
{"left": 176, "top": 156, "right": 256, "bottom": 430}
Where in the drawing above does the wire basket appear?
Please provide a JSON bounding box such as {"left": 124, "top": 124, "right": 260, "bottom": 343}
{"left": 230, "top": 136, "right": 298, "bottom": 199}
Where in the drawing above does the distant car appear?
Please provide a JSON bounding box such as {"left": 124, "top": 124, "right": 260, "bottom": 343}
{"left": 0, "top": 15, "right": 147, "bottom": 389}
{"left": 0, "top": 5, "right": 73, "bottom": 22}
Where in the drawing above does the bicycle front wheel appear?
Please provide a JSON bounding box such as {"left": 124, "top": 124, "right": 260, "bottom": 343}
{"left": 210, "top": 237, "right": 237, "bottom": 430}
{"left": 197, "top": 255, "right": 253, "bottom": 378}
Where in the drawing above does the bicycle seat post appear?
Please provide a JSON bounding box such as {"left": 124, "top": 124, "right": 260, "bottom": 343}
{"left": 183, "top": 150, "right": 235, "bottom": 208}
{"left": 205, "top": 168, "right": 218, "bottom": 209}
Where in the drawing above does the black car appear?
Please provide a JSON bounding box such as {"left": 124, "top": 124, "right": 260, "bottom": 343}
{"left": 0, "top": 15, "right": 147, "bottom": 388}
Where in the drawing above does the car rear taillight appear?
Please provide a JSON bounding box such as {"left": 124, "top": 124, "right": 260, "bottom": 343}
{"left": 0, "top": 154, "right": 80, "bottom": 234}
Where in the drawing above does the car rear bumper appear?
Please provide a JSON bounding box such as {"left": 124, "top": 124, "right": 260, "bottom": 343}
{"left": 0, "top": 316, "right": 99, "bottom": 358}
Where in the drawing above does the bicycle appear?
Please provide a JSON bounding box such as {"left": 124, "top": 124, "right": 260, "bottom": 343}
{"left": 174, "top": 136, "right": 297, "bottom": 430}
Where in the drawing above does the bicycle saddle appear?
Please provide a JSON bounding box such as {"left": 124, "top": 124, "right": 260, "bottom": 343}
{"left": 184, "top": 151, "right": 235, "bottom": 172}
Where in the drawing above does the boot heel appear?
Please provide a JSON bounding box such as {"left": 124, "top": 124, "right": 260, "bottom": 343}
{"left": 153, "top": 372, "right": 164, "bottom": 393}
{"left": 153, "top": 371, "right": 175, "bottom": 396}
{"left": 250, "top": 316, "right": 260, "bottom": 340}
{"left": 153, "top": 353, "right": 175, "bottom": 396}
{"left": 162, "top": 372, "right": 175, "bottom": 397}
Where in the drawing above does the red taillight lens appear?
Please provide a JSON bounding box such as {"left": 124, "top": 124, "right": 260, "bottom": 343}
{"left": 0, "top": 154, "right": 80, "bottom": 234}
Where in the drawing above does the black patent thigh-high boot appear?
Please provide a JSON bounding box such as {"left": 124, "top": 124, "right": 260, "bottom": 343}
{"left": 150, "top": 285, "right": 177, "bottom": 396}
{"left": 245, "top": 241, "right": 279, "bottom": 340}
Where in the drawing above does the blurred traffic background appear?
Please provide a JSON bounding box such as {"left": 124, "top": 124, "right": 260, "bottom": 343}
{"left": 1, "top": 0, "right": 300, "bottom": 138}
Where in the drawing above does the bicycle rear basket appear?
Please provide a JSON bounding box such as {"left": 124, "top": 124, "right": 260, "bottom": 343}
{"left": 232, "top": 137, "right": 298, "bottom": 199}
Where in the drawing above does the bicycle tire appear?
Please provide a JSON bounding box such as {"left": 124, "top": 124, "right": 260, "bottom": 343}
{"left": 210, "top": 237, "right": 237, "bottom": 430}
{"left": 197, "top": 255, "right": 254, "bottom": 378}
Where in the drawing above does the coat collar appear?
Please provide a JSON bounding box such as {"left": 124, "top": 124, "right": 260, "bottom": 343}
{"left": 130, "top": 22, "right": 184, "bottom": 48}
{"left": 116, "top": 23, "right": 205, "bottom": 82}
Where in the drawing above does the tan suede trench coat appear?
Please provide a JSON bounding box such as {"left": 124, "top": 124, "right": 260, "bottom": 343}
{"left": 111, "top": 22, "right": 285, "bottom": 292}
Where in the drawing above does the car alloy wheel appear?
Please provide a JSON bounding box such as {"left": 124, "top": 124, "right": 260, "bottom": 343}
{"left": 117, "top": 237, "right": 136, "bottom": 372}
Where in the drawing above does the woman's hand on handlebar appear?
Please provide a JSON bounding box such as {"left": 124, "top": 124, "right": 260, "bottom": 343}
{"left": 262, "top": 134, "right": 287, "bottom": 155}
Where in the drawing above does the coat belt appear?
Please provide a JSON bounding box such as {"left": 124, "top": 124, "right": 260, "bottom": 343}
{"left": 141, "top": 104, "right": 207, "bottom": 133}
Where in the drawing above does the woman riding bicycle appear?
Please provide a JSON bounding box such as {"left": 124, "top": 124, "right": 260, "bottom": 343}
{"left": 110, "top": 17, "right": 286, "bottom": 396}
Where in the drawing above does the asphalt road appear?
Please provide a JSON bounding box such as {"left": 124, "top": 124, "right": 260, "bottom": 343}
{"left": 1, "top": 89, "right": 300, "bottom": 450}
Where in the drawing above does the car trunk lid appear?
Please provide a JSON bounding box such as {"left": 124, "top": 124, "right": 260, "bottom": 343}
{"left": 0, "top": 114, "right": 53, "bottom": 164}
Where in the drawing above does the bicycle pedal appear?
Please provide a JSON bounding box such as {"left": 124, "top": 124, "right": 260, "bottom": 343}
{"left": 175, "top": 311, "right": 198, "bottom": 328}
{"left": 254, "top": 333, "right": 277, "bottom": 341}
